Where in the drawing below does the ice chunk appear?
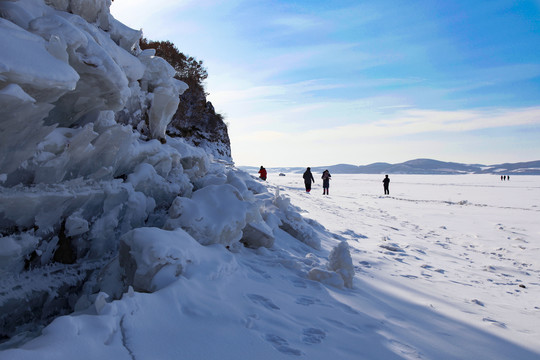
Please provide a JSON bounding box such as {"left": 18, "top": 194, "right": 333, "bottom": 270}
{"left": 0, "top": 233, "right": 39, "bottom": 273}
{"left": 69, "top": 0, "right": 110, "bottom": 24}
{"left": 138, "top": 52, "right": 188, "bottom": 140}
{"left": 119, "top": 227, "right": 196, "bottom": 292}
{"left": 279, "top": 218, "right": 321, "bottom": 250}
{"left": 0, "top": 83, "right": 51, "bottom": 176}
{"left": 65, "top": 212, "right": 89, "bottom": 237}
{"left": 108, "top": 17, "right": 142, "bottom": 51}
{"left": 0, "top": 18, "right": 79, "bottom": 102}
{"left": 148, "top": 85, "right": 180, "bottom": 141}
{"left": 0, "top": 83, "right": 35, "bottom": 103}
{"left": 165, "top": 184, "right": 249, "bottom": 246}
{"left": 308, "top": 268, "right": 345, "bottom": 289}
{"left": 29, "top": 14, "right": 88, "bottom": 55}
{"left": 328, "top": 241, "right": 354, "bottom": 288}
{"left": 307, "top": 241, "right": 354, "bottom": 289}
{"left": 127, "top": 162, "right": 180, "bottom": 207}
{"left": 241, "top": 221, "right": 274, "bottom": 249}
{"left": 45, "top": 0, "right": 70, "bottom": 12}
{"left": 94, "top": 292, "right": 109, "bottom": 315}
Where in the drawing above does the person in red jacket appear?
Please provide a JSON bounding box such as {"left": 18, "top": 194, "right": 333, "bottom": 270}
{"left": 258, "top": 166, "right": 267, "bottom": 181}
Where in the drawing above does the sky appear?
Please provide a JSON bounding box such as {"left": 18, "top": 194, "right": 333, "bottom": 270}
{"left": 110, "top": 0, "right": 540, "bottom": 167}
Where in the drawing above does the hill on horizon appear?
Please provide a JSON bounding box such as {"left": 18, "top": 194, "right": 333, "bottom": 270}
{"left": 239, "top": 158, "right": 540, "bottom": 175}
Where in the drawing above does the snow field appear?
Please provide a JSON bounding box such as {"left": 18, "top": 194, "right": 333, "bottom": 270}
{"left": 268, "top": 173, "right": 540, "bottom": 357}
{"left": 2, "top": 173, "right": 539, "bottom": 359}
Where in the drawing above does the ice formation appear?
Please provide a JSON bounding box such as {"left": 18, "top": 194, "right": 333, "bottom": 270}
{"left": 308, "top": 241, "right": 354, "bottom": 289}
{"left": 0, "top": 0, "right": 332, "bottom": 343}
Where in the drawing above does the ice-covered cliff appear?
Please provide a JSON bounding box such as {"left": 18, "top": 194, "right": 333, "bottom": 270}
{"left": 0, "top": 0, "right": 335, "bottom": 344}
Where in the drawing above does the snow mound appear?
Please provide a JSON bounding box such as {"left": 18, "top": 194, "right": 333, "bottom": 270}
{"left": 308, "top": 240, "right": 354, "bottom": 288}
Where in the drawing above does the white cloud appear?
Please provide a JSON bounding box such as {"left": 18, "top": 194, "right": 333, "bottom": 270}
{"left": 210, "top": 79, "right": 345, "bottom": 104}
{"left": 270, "top": 14, "right": 325, "bottom": 33}
{"left": 230, "top": 106, "right": 540, "bottom": 166}
{"left": 374, "top": 107, "right": 540, "bottom": 135}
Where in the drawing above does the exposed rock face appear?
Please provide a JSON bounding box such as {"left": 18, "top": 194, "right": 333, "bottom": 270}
{"left": 136, "top": 38, "right": 232, "bottom": 162}
{"left": 168, "top": 84, "right": 232, "bottom": 162}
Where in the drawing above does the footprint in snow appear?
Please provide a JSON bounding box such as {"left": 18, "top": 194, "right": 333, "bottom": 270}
{"left": 379, "top": 243, "right": 404, "bottom": 252}
{"left": 302, "top": 328, "right": 326, "bottom": 344}
{"left": 340, "top": 229, "right": 368, "bottom": 240}
{"left": 243, "top": 314, "right": 259, "bottom": 329}
{"left": 483, "top": 317, "right": 507, "bottom": 328}
{"left": 291, "top": 278, "right": 308, "bottom": 288}
{"left": 435, "top": 241, "right": 450, "bottom": 249}
{"left": 264, "top": 334, "right": 303, "bottom": 356}
{"left": 244, "top": 263, "right": 272, "bottom": 280}
{"left": 295, "top": 296, "right": 318, "bottom": 306}
{"left": 247, "top": 294, "right": 280, "bottom": 310}
{"left": 401, "top": 274, "right": 419, "bottom": 279}
{"left": 322, "top": 317, "right": 361, "bottom": 333}
{"left": 471, "top": 299, "right": 485, "bottom": 306}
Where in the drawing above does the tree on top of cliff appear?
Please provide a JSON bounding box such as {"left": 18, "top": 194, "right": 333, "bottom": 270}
{"left": 138, "top": 37, "right": 231, "bottom": 159}
{"left": 140, "top": 37, "right": 208, "bottom": 91}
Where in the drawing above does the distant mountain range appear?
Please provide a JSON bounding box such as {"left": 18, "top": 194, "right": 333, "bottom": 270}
{"left": 239, "top": 159, "right": 540, "bottom": 175}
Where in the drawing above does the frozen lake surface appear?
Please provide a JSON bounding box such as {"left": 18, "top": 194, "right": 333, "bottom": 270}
{"left": 267, "top": 173, "right": 540, "bottom": 357}
{"left": 2, "top": 173, "right": 539, "bottom": 360}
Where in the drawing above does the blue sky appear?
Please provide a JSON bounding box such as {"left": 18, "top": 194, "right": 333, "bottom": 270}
{"left": 111, "top": 0, "right": 540, "bottom": 166}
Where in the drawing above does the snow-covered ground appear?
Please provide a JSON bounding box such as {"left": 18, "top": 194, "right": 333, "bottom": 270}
{"left": 266, "top": 173, "right": 540, "bottom": 358}
{"left": 2, "top": 173, "right": 538, "bottom": 360}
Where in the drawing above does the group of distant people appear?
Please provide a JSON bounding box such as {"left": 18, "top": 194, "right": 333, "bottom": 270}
{"left": 258, "top": 168, "right": 516, "bottom": 195}
{"left": 258, "top": 166, "right": 391, "bottom": 195}
{"left": 300, "top": 167, "right": 332, "bottom": 195}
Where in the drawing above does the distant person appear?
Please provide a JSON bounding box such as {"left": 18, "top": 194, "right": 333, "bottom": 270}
{"left": 503, "top": 175, "right": 506, "bottom": 181}
{"left": 258, "top": 166, "right": 267, "bottom": 181}
{"left": 383, "top": 174, "right": 390, "bottom": 195}
{"left": 321, "top": 169, "right": 331, "bottom": 195}
{"left": 507, "top": 175, "right": 510, "bottom": 181}
{"left": 501, "top": 175, "right": 504, "bottom": 181}
{"left": 303, "top": 167, "right": 315, "bottom": 193}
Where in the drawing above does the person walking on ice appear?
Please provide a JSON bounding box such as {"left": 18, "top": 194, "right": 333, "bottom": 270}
{"left": 383, "top": 174, "right": 390, "bottom": 195}
{"left": 322, "top": 169, "right": 331, "bottom": 195}
{"left": 303, "top": 167, "right": 315, "bottom": 193}
{"left": 258, "top": 166, "right": 267, "bottom": 181}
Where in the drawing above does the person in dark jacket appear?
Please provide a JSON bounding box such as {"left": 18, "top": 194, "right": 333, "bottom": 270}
{"left": 258, "top": 166, "right": 267, "bottom": 181}
{"left": 303, "top": 167, "right": 315, "bottom": 193}
{"left": 321, "top": 170, "right": 331, "bottom": 195}
{"left": 383, "top": 174, "right": 390, "bottom": 195}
